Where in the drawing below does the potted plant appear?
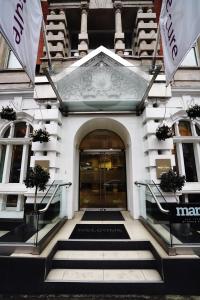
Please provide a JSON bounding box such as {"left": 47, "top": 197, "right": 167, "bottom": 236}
{"left": 156, "top": 125, "right": 174, "bottom": 141}
{"left": 160, "top": 169, "right": 185, "bottom": 201}
{"left": 186, "top": 104, "right": 200, "bottom": 119}
{"left": 0, "top": 106, "right": 16, "bottom": 121}
{"left": 24, "top": 165, "right": 50, "bottom": 227}
{"left": 160, "top": 170, "right": 192, "bottom": 237}
{"left": 30, "top": 128, "right": 50, "bottom": 143}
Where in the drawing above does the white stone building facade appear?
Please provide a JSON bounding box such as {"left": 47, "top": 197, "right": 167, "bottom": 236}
{"left": 0, "top": 0, "right": 200, "bottom": 224}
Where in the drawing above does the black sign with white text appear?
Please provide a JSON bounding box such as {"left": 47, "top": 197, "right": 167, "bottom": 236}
{"left": 170, "top": 204, "right": 200, "bottom": 224}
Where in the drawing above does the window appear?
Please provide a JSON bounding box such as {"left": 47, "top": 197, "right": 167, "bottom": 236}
{"left": 0, "top": 145, "right": 6, "bottom": 182}
{"left": 6, "top": 195, "right": 18, "bottom": 208}
{"left": 182, "top": 143, "right": 197, "bottom": 182}
{"left": 0, "top": 122, "right": 32, "bottom": 184}
{"left": 9, "top": 145, "right": 24, "bottom": 183}
{"left": 14, "top": 122, "right": 27, "bottom": 137}
{"left": 178, "top": 121, "right": 192, "bottom": 136}
{"left": 195, "top": 124, "right": 200, "bottom": 136}
{"left": 181, "top": 48, "right": 198, "bottom": 67}
{"left": 7, "top": 51, "right": 22, "bottom": 69}
{"left": 173, "top": 120, "right": 200, "bottom": 182}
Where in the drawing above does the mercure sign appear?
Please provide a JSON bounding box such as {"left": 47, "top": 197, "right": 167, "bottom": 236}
{"left": 170, "top": 205, "right": 200, "bottom": 223}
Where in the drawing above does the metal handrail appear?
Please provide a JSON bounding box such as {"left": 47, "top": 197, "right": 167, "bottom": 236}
{"left": 38, "top": 182, "right": 72, "bottom": 214}
{"left": 152, "top": 180, "right": 168, "bottom": 203}
{"left": 135, "top": 181, "right": 169, "bottom": 214}
{"left": 39, "top": 180, "right": 56, "bottom": 205}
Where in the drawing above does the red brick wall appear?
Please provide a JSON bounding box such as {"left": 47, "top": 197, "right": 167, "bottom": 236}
{"left": 153, "top": 0, "right": 163, "bottom": 55}
{"left": 36, "top": 1, "right": 49, "bottom": 65}
{"left": 153, "top": 0, "right": 162, "bottom": 23}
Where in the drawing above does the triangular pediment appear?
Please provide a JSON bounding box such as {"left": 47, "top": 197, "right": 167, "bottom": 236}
{"left": 53, "top": 46, "right": 150, "bottom": 112}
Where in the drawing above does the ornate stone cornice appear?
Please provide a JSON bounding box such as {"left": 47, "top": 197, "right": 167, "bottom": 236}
{"left": 80, "top": 1, "right": 89, "bottom": 10}
{"left": 113, "top": 0, "right": 123, "bottom": 10}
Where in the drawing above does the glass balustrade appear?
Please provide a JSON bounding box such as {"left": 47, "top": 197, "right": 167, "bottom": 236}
{"left": 34, "top": 183, "right": 64, "bottom": 246}
{"left": 0, "top": 181, "right": 71, "bottom": 250}
{"left": 137, "top": 181, "right": 200, "bottom": 249}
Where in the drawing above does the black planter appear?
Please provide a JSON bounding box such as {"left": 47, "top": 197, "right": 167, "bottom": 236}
{"left": 30, "top": 129, "right": 50, "bottom": 143}
{"left": 160, "top": 169, "right": 185, "bottom": 193}
{"left": 0, "top": 107, "right": 16, "bottom": 121}
{"left": 186, "top": 105, "right": 200, "bottom": 119}
{"left": 156, "top": 125, "right": 174, "bottom": 141}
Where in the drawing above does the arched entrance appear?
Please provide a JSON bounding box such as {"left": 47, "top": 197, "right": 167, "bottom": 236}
{"left": 79, "top": 129, "right": 127, "bottom": 210}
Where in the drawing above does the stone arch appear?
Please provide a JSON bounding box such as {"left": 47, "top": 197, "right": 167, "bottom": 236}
{"left": 0, "top": 111, "right": 33, "bottom": 137}
{"left": 168, "top": 110, "right": 200, "bottom": 130}
{"left": 72, "top": 117, "right": 134, "bottom": 214}
{"left": 74, "top": 117, "right": 131, "bottom": 148}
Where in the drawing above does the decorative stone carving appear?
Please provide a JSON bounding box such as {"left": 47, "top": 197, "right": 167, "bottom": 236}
{"left": 113, "top": 1, "right": 123, "bottom": 10}
{"left": 45, "top": 9, "right": 70, "bottom": 59}
{"left": 90, "top": 0, "right": 113, "bottom": 8}
{"left": 133, "top": 7, "right": 158, "bottom": 56}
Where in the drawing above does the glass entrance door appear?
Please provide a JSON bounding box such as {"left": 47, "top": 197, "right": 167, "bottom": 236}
{"left": 79, "top": 151, "right": 127, "bottom": 209}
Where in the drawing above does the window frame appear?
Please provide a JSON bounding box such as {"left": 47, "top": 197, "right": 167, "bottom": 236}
{"left": 0, "top": 122, "right": 32, "bottom": 184}
{"left": 173, "top": 119, "right": 200, "bottom": 182}
{"left": 0, "top": 121, "right": 32, "bottom": 212}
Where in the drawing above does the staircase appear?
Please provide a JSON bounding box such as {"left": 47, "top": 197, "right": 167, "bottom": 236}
{"left": 44, "top": 240, "right": 164, "bottom": 294}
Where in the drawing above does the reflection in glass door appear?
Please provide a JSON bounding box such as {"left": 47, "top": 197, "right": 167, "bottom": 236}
{"left": 79, "top": 151, "right": 127, "bottom": 209}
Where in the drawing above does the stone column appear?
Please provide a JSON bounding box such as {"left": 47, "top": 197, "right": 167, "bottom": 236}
{"left": 2, "top": 124, "right": 14, "bottom": 183}
{"left": 19, "top": 123, "right": 30, "bottom": 183}
{"left": 17, "top": 195, "right": 24, "bottom": 212}
{"left": 114, "top": 1, "right": 125, "bottom": 55}
{"left": 78, "top": 3, "right": 89, "bottom": 56}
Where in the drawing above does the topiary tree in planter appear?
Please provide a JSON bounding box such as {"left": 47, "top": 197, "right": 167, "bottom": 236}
{"left": 156, "top": 125, "right": 174, "bottom": 141}
{"left": 0, "top": 106, "right": 16, "bottom": 121}
{"left": 186, "top": 104, "right": 200, "bottom": 119}
{"left": 30, "top": 128, "right": 50, "bottom": 143}
{"left": 24, "top": 165, "right": 50, "bottom": 212}
{"left": 160, "top": 169, "right": 185, "bottom": 201}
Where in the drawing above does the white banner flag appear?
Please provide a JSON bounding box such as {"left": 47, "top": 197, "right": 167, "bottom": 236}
{"left": 0, "top": 0, "right": 42, "bottom": 83}
{"left": 160, "top": 0, "right": 200, "bottom": 85}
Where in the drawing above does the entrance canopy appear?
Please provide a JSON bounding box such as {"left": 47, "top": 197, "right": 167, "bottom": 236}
{"left": 52, "top": 46, "right": 150, "bottom": 112}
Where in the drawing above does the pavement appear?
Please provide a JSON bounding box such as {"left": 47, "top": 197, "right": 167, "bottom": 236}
{"left": 0, "top": 295, "right": 200, "bottom": 300}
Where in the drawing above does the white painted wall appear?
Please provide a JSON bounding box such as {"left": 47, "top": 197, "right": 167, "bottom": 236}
{"left": 56, "top": 114, "right": 146, "bottom": 219}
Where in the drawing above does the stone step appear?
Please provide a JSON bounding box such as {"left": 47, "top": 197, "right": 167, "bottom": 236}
{"left": 46, "top": 268, "right": 163, "bottom": 283}
{"left": 51, "top": 249, "right": 158, "bottom": 269}
{"left": 56, "top": 240, "right": 154, "bottom": 251}
{"left": 45, "top": 240, "right": 164, "bottom": 293}
{"left": 53, "top": 250, "right": 154, "bottom": 260}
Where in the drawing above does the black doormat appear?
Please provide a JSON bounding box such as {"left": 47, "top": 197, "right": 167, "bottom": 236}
{"left": 69, "top": 224, "right": 130, "bottom": 239}
{"left": 82, "top": 211, "right": 124, "bottom": 221}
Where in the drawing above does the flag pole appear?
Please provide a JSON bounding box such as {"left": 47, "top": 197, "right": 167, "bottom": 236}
{"left": 136, "top": 65, "right": 162, "bottom": 115}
